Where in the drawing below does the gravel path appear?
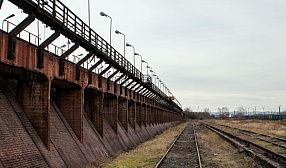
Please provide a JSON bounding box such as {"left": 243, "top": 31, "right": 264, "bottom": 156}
{"left": 159, "top": 121, "right": 199, "bottom": 168}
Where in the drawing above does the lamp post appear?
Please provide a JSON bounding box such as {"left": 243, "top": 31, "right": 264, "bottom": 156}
{"left": 126, "top": 43, "right": 136, "bottom": 66}
{"left": 153, "top": 74, "right": 156, "bottom": 86}
{"left": 72, "top": 53, "right": 83, "bottom": 63}
{"left": 146, "top": 65, "right": 151, "bottom": 75}
{"left": 115, "top": 30, "right": 126, "bottom": 57}
{"left": 134, "top": 53, "right": 142, "bottom": 72}
{"left": 142, "top": 60, "right": 148, "bottom": 75}
{"left": 100, "top": 12, "right": 112, "bottom": 45}
{"left": 2, "top": 14, "right": 15, "bottom": 31}
{"left": 88, "top": 0, "right": 90, "bottom": 27}
{"left": 59, "top": 44, "right": 66, "bottom": 55}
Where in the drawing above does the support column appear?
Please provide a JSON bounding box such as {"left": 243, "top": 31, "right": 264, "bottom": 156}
{"left": 57, "top": 87, "right": 83, "bottom": 143}
{"left": 128, "top": 100, "right": 136, "bottom": 129}
{"left": 84, "top": 90, "right": 103, "bottom": 136}
{"left": 136, "top": 102, "right": 142, "bottom": 128}
{"left": 153, "top": 107, "right": 156, "bottom": 125}
{"left": 118, "top": 98, "right": 128, "bottom": 132}
{"left": 150, "top": 106, "right": 155, "bottom": 125}
{"left": 146, "top": 105, "right": 150, "bottom": 125}
{"left": 18, "top": 73, "right": 51, "bottom": 150}
{"left": 103, "top": 94, "right": 118, "bottom": 134}
{"left": 142, "top": 104, "right": 146, "bottom": 127}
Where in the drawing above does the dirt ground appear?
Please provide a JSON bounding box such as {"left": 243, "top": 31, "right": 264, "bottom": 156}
{"left": 194, "top": 121, "right": 255, "bottom": 168}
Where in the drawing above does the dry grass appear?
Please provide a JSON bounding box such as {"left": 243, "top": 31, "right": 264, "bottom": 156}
{"left": 211, "top": 119, "right": 286, "bottom": 138}
{"left": 195, "top": 122, "right": 255, "bottom": 168}
{"left": 96, "top": 122, "right": 189, "bottom": 168}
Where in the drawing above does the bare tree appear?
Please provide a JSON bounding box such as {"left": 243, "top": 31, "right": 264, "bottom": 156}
{"left": 184, "top": 107, "right": 193, "bottom": 112}
{"left": 203, "top": 108, "right": 210, "bottom": 113}
{"left": 218, "top": 107, "right": 229, "bottom": 119}
{"left": 237, "top": 106, "right": 247, "bottom": 113}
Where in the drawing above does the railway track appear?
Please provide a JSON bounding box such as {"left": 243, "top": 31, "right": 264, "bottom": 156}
{"left": 202, "top": 122, "right": 286, "bottom": 168}
{"left": 155, "top": 122, "right": 202, "bottom": 168}
{"left": 214, "top": 123, "right": 286, "bottom": 151}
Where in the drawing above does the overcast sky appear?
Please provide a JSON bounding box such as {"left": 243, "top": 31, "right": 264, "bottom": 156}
{"left": 1, "top": 0, "right": 286, "bottom": 112}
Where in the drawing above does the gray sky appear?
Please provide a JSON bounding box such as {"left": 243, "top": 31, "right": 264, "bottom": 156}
{"left": 1, "top": 0, "right": 286, "bottom": 112}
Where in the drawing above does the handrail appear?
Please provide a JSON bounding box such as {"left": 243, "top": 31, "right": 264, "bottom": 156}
{"left": 8, "top": 0, "right": 182, "bottom": 111}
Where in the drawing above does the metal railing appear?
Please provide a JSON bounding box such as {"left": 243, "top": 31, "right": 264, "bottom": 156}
{"left": 7, "top": 0, "right": 181, "bottom": 111}
{"left": 2, "top": 20, "right": 40, "bottom": 46}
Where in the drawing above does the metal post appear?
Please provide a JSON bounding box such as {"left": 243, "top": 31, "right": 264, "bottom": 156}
{"left": 88, "top": 0, "right": 90, "bottom": 27}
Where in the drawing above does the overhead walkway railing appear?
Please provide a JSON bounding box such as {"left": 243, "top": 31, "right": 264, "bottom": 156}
{"left": 7, "top": 0, "right": 182, "bottom": 112}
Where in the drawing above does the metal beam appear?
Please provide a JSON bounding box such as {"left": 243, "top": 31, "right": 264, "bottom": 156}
{"left": 77, "top": 52, "right": 94, "bottom": 66}
{"left": 9, "top": 15, "right": 35, "bottom": 36}
{"left": 60, "top": 43, "right": 79, "bottom": 59}
{"left": 134, "top": 85, "right": 142, "bottom": 92}
{"left": 89, "top": 59, "right": 103, "bottom": 72}
{"left": 142, "top": 89, "right": 149, "bottom": 96}
{"left": 130, "top": 83, "right": 138, "bottom": 90}
{"left": 107, "top": 70, "right": 119, "bottom": 80}
{"left": 125, "top": 80, "right": 134, "bottom": 88}
{"left": 138, "top": 87, "right": 146, "bottom": 93}
{"left": 114, "top": 74, "right": 125, "bottom": 83}
{"left": 120, "top": 77, "right": 130, "bottom": 86}
{"left": 8, "top": 14, "right": 35, "bottom": 60}
{"left": 99, "top": 65, "right": 112, "bottom": 76}
{"left": 39, "top": 31, "right": 60, "bottom": 49}
{"left": 37, "top": 31, "right": 60, "bottom": 68}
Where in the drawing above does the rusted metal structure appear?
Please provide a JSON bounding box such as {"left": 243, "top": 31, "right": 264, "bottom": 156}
{"left": 0, "top": 0, "right": 182, "bottom": 153}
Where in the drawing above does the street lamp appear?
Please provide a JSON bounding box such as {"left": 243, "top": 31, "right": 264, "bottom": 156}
{"left": 153, "top": 74, "right": 157, "bottom": 85}
{"left": 134, "top": 53, "right": 142, "bottom": 73}
{"left": 72, "top": 53, "right": 83, "bottom": 62}
{"left": 115, "top": 30, "right": 126, "bottom": 57}
{"left": 2, "top": 14, "right": 15, "bottom": 30}
{"left": 59, "top": 44, "right": 66, "bottom": 55}
{"left": 142, "top": 60, "right": 148, "bottom": 75}
{"left": 100, "top": 12, "right": 112, "bottom": 45}
{"left": 88, "top": 0, "right": 90, "bottom": 27}
{"left": 126, "top": 43, "right": 136, "bottom": 66}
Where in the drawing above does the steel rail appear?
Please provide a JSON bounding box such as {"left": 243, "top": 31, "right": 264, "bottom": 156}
{"left": 193, "top": 123, "right": 202, "bottom": 168}
{"left": 217, "top": 123, "right": 286, "bottom": 143}
{"left": 214, "top": 123, "right": 286, "bottom": 149}
{"left": 155, "top": 122, "right": 202, "bottom": 168}
{"left": 202, "top": 122, "right": 286, "bottom": 167}
{"left": 154, "top": 125, "right": 187, "bottom": 168}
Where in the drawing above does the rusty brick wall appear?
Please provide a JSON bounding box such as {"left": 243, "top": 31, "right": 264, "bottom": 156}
{"left": 118, "top": 98, "right": 128, "bottom": 132}
{"left": 17, "top": 74, "right": 51, "bottom": 149}
{"left": 57, "top": 88, "right": 83, "bottom": 142}
{"left": 128, "top": 101, "right": 136, "bottom": 129}
{"left": 0, "top": 76, "right": 178, "bottom": 167}
{"left": 0, "top": 78, "right": 48, "bottom": 168}
{"left": 50, "top": 100, "right": 88, "bottom": 167}
{"left": 103, "top": 94, "right": 118, "bottom": 133}
{"left": 136, "top": 103, "right": 142, "bottom": 127}
{"left": 1, "top": 78, "right": 66, "bottom": 167}
{"left": 102, "top": 118, "right": 124, "bottom": 153}
{"left": 126, "top": 122, "right": 142, "bottom": 144}
{"left": 117, "top": 122, "right": 135, "bottom": 149}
